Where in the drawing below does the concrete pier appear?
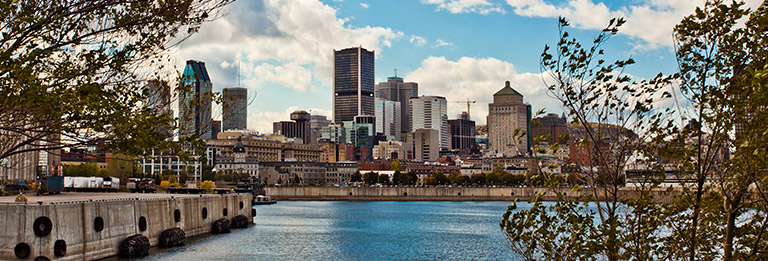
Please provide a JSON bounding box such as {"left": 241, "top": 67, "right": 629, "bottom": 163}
{"left": 0, "top": 192, "right": 253, "bottom": 260}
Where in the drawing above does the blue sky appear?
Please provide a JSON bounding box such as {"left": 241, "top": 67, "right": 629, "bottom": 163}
{"left": 170, "top": 0, "right": 761, "bottom": 133}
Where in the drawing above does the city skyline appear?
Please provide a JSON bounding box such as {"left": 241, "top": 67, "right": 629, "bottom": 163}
{"left": 169, "top": 0, "right": 762, "bottom": 134}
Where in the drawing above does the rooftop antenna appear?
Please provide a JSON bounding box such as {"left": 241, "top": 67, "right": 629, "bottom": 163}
{"left": 237, "top": 60, "right": 241, "bottom": 87}
{"left": 394, "top": 69, "right": 397, "bottom": 77}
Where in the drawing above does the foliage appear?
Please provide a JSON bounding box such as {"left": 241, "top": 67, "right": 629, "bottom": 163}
{"left": 501, "top": 1, "right": 768, "bottom": 260}
{"left": 106, "top": 154, "right": 136, "bottom": 183}
{"left": 501, "top": 14, "right": 673, "bottom": 260}
{"left": 214, "top": 169, "right": 248, "bottom": 183}
{"left": 363, "top": 171, "right": 378, "bottom": 185}
{"left": 471, "top": 173, "right": 486, "bottom": 185}
{"left": 0, "top": 0, "right": 233, "bottom": 163}
{"left": 202, "top": 165, "right": 215, "bottom": 181}
{"left": 390, "top": 160, "right": 403, "bottom": 171}
{"left": 378, "top": 174, "right": 390, "bottom": 185}
{"left": 199, "top": 180, "right": 216, "bottom": 193}
{"left": 392, "top": 170, "right": 401, "bottom": 185}
{"left": 178, "top": 170, "right": 189, "bottom": 184}
{"left": 64, "top": 162, "right": 102, "bottom": 177}
{"left": 159, "top": 180, "right": 170, "bottom": 188}
{"left": 406, "top": 172, "right": 418, "bottom": 185}
{"left": 350, "top": 171, "right": 363, "bottom": 182}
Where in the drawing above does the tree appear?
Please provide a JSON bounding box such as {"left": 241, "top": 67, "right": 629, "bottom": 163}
{"left": 471, "top": 173, "right": 485, "bottom": 185}
{"left": 433, "top": 172, "right": 449, "bottom": 185}
{"left": 0, "top": 0, "right": 232, "bottom": 167}
{"left": 202, "top": 165, "right": 215, "bottom": 181}
{"left": 378, "top": 174, "right": 390, "bottom": 185}
{"left": 350, "top": 171, "right": 363, "bottom": 183}
{"left": 106, "top": 154, "right": 136, "bottom": 183}
{"left": 501, "top": 15, "right": 674, "bottom": 260}
{"left": 392, "top": 170, "right": 401, "bottom": 185}
{"left": 363, "top": 171, "right": 378, "bottom": 185}
{"left": 178, "top": 170, "right": 189, "bottom": 185}
{"left": 160, "top": 169, "right": 175, "bottom": 183}
{"left": 501, "top": 1, "right": 768, "bottom": 260}
{"left": 666, "top": 1, "right": 768, "bottom": 259}
{"left": 407, "top": 171, "right": 418, "bottom": 185}
{"left": 390, "top": 160, "right": 403, "bottom": 171}
{"left": 64, "top": 162, "right": 99, "bottom": 177}
{"left": 448, "top": 172, "right": 464, "bottom": 185}
{"left": 199, "top": 180, "right": 215, "bottom": 193}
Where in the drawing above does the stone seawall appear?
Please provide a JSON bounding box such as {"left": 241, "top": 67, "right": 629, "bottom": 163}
{"left": 0, "top": 193, "right": 253, "bottom": 260}
{"left": 266, "top": 187, "right": 677, "bottom": 202}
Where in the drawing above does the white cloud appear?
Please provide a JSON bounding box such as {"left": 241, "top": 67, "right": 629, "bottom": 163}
{"left": 248, "top": 106, "right": 332, "bottom": 134}
{"left": 406, "top": 56, "right": 561, "bottom": 124}
{"left": 250, "top": 62, "right": 314, "bottom": 92}
{"left": 360, "top": 3, "right": 369, "bottom": 8}
{"left": 422, "top": 0, "right": 506, "bottom": 15}
{"left": 172, "top": 0, "right": 403, "bottom": 89}
{"left": 409, "top": 35, "right": 427, "bottom": 47}
{"left": 433, "top": 38, "right": 453, "bottom": 47}
{"left": 505, "top": 0, "right": 763, "bottom": 48}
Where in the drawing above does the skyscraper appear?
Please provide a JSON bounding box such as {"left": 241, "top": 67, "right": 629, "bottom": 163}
{"left": 449, "top": 112, "right": 476, "bottom": 151}
{"left": 410, "top": 95, "right": 448, "bottom": 149}
{"left": 222, "top": 87, "right": 247, "bottom": 131}
{"left": 273, "top": 110, "right": 311, "bottom": 144}
{"left": 487, "top": 81, "right": 530, "bottom": 156}
{"left": 179, "top": 60, "right": 213, "bottom": 139}
{"left": 374, "top": 98, "right": 401, "bottom": 141}
{"left": 375, "top": 76, "right": 418, "bottom": 139}
{"left": 333, "top": 47, "right": 374, "bottom": 123}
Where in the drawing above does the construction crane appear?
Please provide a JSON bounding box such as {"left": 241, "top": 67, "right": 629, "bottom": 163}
{"left": 450, "top": 99, "right": 477, "bottom": 119}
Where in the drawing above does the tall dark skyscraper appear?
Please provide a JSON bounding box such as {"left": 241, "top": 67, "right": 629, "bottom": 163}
{"left": 375, "top": 76, "right": 418, "bottom": 140}
{"left": 449, "top": 112, "right": 476, "bottom": 151}
{"left": 333, "top": 47, "right": 374, "bottom": 123}
{"left": 179, "top": 60, "right": 213, "bottom": 139}
{"left": 222, "top": 87, "right": 248, "bottom": 131}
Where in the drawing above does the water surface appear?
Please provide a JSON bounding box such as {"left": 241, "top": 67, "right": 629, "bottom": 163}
{"left": 143, "top": 201, "right": 518, "bottom": 260}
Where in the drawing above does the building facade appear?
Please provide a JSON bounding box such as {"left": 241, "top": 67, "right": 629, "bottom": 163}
{"left": 410, "top": 95, "right": 448, "bottom": 149}
{"left": 273, "top": 111, "right": 311, "bottom": 144}
{"left": 487, "top": 81, "right": 530, "bottom": 156}
{"left": 532, "top": 113, "right": 568, "bottom": 145}
{"left": 372, "top": 140, "right": 406, "bottom": 160}
{"left": 333, "top": 47, "right": 374, "bottom": 123}
{"left": 179, "top": 60, "right": 213, "bottom": 139}
{"left": 325, "top": 161, "right": 358, "bottom": 185}
{"left": 309, "top": 115, "right": 331, "bottom": 143}
{"left": 407, "top": 129, "right": 440, "bottom": 162}
{"left": 448, "top": 112, "right": 476, "bottom": 151}
{"left": 222, "top": 87, "right": 248, "bottom": 131}
{"left": 375, "top": 76, "right": 418, "bottom": 139}
{"left": 214, "top": 138, "right": 259, "bottom": 177}
{"left": 375, "top": 98, "right": 401, "bottom": 141}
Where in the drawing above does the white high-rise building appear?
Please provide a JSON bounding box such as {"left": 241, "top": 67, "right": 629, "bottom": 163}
{"left": 375, "top": 98, "right": 401, "bottom": 141}
{"left": 409, "top": 95, "right": 448, "bottom": 149}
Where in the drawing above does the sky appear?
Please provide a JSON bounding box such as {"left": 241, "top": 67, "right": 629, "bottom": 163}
{"left": 169, "top": 0, "right": 762, "bottom": 134}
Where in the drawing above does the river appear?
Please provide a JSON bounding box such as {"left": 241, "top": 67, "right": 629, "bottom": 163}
{"left": 140, "top": 201, "right": 520, "bottom": 260}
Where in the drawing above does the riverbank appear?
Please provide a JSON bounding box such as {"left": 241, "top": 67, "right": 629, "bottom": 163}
{"left": 266, "top": 187, "right": 677, "bottom": 202}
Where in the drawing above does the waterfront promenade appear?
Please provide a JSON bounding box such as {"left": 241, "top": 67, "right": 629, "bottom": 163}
{"left": 266, "top": 186, "right": 678, "bottom": 202}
